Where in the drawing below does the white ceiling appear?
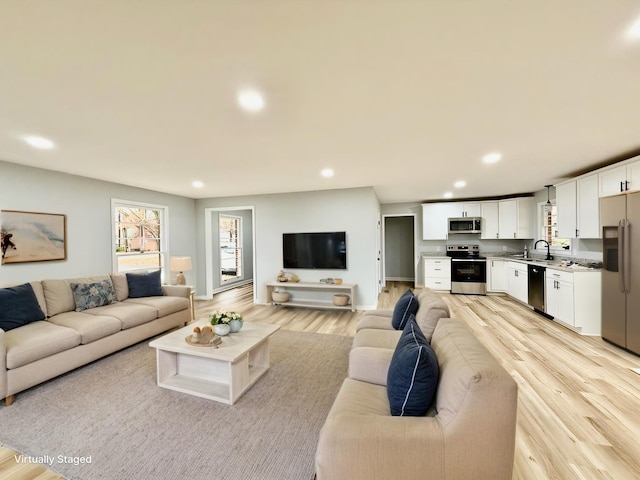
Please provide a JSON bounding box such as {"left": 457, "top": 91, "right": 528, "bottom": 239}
{"left": 1, "top": 1, "right": 640, "bottom": 204}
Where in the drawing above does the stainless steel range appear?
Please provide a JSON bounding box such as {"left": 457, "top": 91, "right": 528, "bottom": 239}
{"left": 446, "top": 245, "right": 487, "bottom": 295}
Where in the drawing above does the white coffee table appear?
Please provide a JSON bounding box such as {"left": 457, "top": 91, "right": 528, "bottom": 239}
{"left": 149, "top": 320, "right": 280, "bottom": 405}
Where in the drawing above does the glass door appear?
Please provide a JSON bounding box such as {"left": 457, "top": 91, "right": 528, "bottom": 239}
{"left": 219, "top": 214, "right": 243, "bottom": 284}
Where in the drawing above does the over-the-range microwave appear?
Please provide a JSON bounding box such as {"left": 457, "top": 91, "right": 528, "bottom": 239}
{"left": 448, "top": 217, "right": 482, "bottom": 234}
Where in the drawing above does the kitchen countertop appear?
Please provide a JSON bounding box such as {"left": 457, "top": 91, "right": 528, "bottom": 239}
{"left": 485, "top": 255, "right": 602, "bottom": 272}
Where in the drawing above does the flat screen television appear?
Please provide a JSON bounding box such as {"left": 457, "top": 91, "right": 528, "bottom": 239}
{"left": 283, "top": 231, "right": 347, "bottom": 269}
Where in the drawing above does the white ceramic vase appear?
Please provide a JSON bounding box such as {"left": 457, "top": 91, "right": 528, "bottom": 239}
{"left": 229, "top": 319, "right": 243, "bottom": 333}
{"left": 213, "top": 323, "right": 231, "bottom": 336}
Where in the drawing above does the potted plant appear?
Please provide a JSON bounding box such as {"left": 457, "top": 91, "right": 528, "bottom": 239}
{"left": 210, "top": 311, "right": 244, "bottom": 334}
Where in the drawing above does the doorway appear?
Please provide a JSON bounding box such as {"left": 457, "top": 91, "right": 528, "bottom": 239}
{"left": 204, "top": 206, "right": 256, "bottom": 300}
{"left": 382, "top": 214, "right": 416, "bottom": 286}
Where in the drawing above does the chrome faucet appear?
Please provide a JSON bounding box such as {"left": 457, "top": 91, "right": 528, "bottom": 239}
{"left": 534, "top": 239, "right": 554, "bottom": 260}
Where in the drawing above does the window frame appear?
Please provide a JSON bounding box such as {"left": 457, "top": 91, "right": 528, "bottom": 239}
{"left": 111, "top": 198, "right": 170, "bottom": 280}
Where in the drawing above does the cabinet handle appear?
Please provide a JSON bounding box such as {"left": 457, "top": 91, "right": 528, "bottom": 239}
{"left": 576, "top": 229, "right": 579, "bottom": 237}
{"left": 626, "top": 180, "right": 630, "bottom": 191}
{"left": 496, "top": 233, "right": 499, "bottom": 238}
{"left": 513, "top": 233, "right": 516, "bottom": 238}
{"left": 621, "top": 181, "right": 625, "bottom": 192}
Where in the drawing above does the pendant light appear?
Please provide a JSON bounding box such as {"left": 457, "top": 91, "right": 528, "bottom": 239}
{"left": 544, "top": 185, "right": 553, "bottom": 213}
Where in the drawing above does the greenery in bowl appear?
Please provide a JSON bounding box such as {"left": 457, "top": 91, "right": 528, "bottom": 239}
{"left": 210, "top": 311, "right": 243, "bottom": 325}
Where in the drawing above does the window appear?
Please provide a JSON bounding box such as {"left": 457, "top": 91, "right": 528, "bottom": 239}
{"left": 112, "top": 200, "right": 167, "bottom": 275}
{"left": 219, "top": 214, "right": 242, "bottom": 283}
{"left": 537, "top": 202, "right": 571, "bottom": 253}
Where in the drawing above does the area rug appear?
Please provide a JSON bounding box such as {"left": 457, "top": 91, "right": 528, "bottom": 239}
{"left": 0, "top": 329, "right": 352, "bottom": 480}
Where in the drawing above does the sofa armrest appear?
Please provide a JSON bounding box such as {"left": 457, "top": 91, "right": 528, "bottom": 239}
{"left": 0, "top": 328, "right": 7, "bottom": 400}
{"left": 316, "top": 414, "right": 445, "bottom": 480}
{"left": 161, "top": 285, "right": 191, "bottom": 298}
{"left": 348, "top": 347, "right": 394, "bottom": 386}
{"left": 355, "top": 313, "right": 395, "bottom": 332}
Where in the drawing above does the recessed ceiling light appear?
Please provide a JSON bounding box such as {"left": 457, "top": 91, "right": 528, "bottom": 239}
{"left": 237, "top": 89, "right": 265, "bottom": 112}
{"left": 192, "top": 180, "right": 204, "bottom": 188}
{"left": 454, "top": 180, "right": 466, "bottom": 188}
{"left": 628, "top": 17, "right": 640, "bottom": 38}
{"left": 443, "top": 192, "right": 453, "bottom": 199}
{"left": 321, "top": 168, "right": 334, "bottom": 178}
{"left": 482, "top": 152, "right": 502, "bottom": 164}
{"left": 23, "top": 135, "right": 55, "bottom": 150}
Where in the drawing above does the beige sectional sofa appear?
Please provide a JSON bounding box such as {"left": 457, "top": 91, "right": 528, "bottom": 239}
{"left": 0, "top": 273, "right": 190, "bottom": 406}
{"left": 316, "top": 288, "right": 518, "bottom": 480}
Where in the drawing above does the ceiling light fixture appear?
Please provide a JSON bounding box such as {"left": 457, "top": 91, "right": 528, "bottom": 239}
{"left": 237, "top": 89, "right": 265, "bottom": 112}
{"left": 454, "top": 180, "right": 466, "bottom": 188}
{"left": 192, "top": 180, "right": 204, "bottom": 188}
{"left": 544, "top": 184, "right": 553, "bottom": 213}
{"left": 23, "top": 135, "right": 55, "bottom": 150}
{"left": 482, "top": 152, "right": 501, "bottom": 164}
{"left": 321, "top": 168, "right": 334, "bottom": 178}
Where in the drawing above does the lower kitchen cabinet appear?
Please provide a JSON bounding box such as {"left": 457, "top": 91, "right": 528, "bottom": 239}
{"left": 507, "top": 261, "right": 528, "bottom": 303}
{"left": 545, "top": 271, "right": 574, "bottom": 326}
{"left": 545, "top": 269, "right": 601, "bottom": 335}
{"left": 487, "top": 259, "right": 508, "bottom": 292}
{"left": 423, "top": 257, "right": 451, "bottom": 291}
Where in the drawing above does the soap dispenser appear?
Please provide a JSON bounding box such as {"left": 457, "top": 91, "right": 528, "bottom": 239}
{"left": 523, "top": 245, "right": 528, "bottom": 259}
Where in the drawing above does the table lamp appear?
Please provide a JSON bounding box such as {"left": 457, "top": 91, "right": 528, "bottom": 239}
{"left": 170, "top": 256, "right": 192, "bottom": 285}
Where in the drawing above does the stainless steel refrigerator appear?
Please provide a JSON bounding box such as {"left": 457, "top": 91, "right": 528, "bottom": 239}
{"left": 601, "top": 192, "right": 640, "bottom": 355}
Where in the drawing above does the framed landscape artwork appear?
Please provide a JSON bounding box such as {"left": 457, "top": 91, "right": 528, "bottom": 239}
{"left": 0, "top": 210, "right": 67, "bottom": 264}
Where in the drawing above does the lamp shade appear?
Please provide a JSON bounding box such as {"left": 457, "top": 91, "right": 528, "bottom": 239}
{"left": 170, "top": 257, "right": 192, "bottom": 273}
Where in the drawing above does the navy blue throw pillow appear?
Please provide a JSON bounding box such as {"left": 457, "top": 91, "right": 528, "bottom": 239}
{"left": 387, "top": 316, "right": 439, "bottom": 416}
{"left": 0, "top": 283, "right": 46, "bottom": 331}
{"left": 391, "top": 289, "right": 419, "bottom": 330}
{"left": 126, "top": 270, "right": 163, "bottom": 298}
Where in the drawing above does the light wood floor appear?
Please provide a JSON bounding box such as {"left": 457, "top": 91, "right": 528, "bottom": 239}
{"left": 3, "top": 282, "right": 640, "bottom": 479}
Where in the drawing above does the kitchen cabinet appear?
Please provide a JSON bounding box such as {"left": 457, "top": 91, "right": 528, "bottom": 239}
{"left": 599, "top": 157, "right": 640, "bottom": 197}
{"left": 450, "top": 202, "right": 481, "bottom": 218}
{"left": 499, "top": 198, "right": 534, "bottom": 239}
{"left": 423, "top": 257, "right": 451, "bottom": 290}
{"left": 481, "top": 201, "right": 500, "bottom": 239}
{"left": 544, "top": 269, "right": 601, "bottom": 335}
{"left": 545, "top": 270, "right": 574, "bottom": 326}
{"left": 422, "top": 203, "right": 458, "bottom": 240}
{"left": 487, "top": 258, "right": 508, "bottom": 292}
{"left": 507, "top": 261, "right": 528, "bottom": 303}
{"left": 556, "top": 174, "right": 600, "bottom": 239}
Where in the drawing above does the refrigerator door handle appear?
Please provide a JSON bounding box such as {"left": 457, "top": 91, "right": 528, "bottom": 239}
{"left": 619, "top": 220, "right": 625, "bottom": 293}
{"left": 624, "top": 218, "right": 631, "bottom": 294}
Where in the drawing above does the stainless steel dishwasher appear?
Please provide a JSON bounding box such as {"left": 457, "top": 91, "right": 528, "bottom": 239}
{"left": 527, "top": 264, "right": 546, "bottom": 313}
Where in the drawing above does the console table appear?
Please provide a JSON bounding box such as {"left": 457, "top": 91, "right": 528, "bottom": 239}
{"left": 266, "top": 281, "right": 356, "bottom": 312}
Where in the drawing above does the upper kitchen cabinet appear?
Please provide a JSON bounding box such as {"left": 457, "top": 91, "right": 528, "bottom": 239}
{"left": 481, "top": 201, "right": 499, "bottom": 239}
{"left": 449, "top": 202, "right": 481, "bottom": 218}
{"left": 557, "top": 174, "right": 600, "bottom": 239}
{"left": 599, "top": 156, "right": 640, "bottom": 197}
{"left": 422, "top": 203, "right": 459, "bottom": 240}
{"left": 498, "top": 198, "right": 533, "bottom": 239}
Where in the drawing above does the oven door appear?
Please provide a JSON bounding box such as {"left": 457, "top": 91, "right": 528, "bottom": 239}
{"left": 450, "top": 258, "right": 487, "bottom": 295}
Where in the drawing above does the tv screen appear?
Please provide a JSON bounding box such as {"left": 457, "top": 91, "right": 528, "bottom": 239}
{"left": 283, "top": 232, "right": 347, "bottom": 269}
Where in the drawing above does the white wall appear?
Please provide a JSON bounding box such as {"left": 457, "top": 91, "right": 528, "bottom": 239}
{"left": 0, "top": 161, "right": 197, "bottom": 286}
{"left": 196, "top": 187, "right": 380, "bottom": 308}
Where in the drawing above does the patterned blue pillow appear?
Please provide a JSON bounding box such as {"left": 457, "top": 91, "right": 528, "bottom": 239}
{"left": 71, "top": 279, "right": 118, "bottom": 312}
{"left": 0, "top": 283, "right": 46, "bottom": 331}
{"left": 387, "top": 317, "right": 439, "bottom": 416}
{"left": 391, "top": 289, "right": 419, "bottom": 330}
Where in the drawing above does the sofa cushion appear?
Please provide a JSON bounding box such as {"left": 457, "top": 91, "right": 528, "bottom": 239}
{"left": 0, "top": 283, "right": 46, "bottom": 331}
{"left": 355, "top": 313, "right": 394, "bottom": 332}
{"left": 71, "top": 279, "right": 118, "bottom": 312}
{"left": 414, "top": 288, "right": 450, "bottom": 342}
{"left": 110, "top": 273, "right": 129, "bottom": 301}
{"left": 124, "top": 296, "right": 189, "bottom": 317}
{"left": 42, "top": 276, "right": 112, "bottom": 316}
{"left": 5, "top": 321, "right": 81, "bottom": 369}
{"left": 126, "top": 270, "right": 162, "bottom": 298}
{"left": 391, "top": 289, "right": 419, "bottom": 330}
{"left": 82, "top": 302, "right": 158, "bottom": 329}
{"left": 387, "top": 317, "right": 439, "bottom": 416}
{"left": 47, "top": 311, "right": 122, "bottom": 344}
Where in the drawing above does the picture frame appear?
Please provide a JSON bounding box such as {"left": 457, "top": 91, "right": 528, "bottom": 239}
{"left": 1, "top": 210, "right": 67, "bottom": 264}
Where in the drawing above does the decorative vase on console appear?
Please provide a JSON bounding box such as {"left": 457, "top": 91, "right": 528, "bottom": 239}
{"left": 213, "top": 323, "right": 231, "bottom": 336}
{"left": 229, "top": 319, "right": 243, "bottom": 333}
